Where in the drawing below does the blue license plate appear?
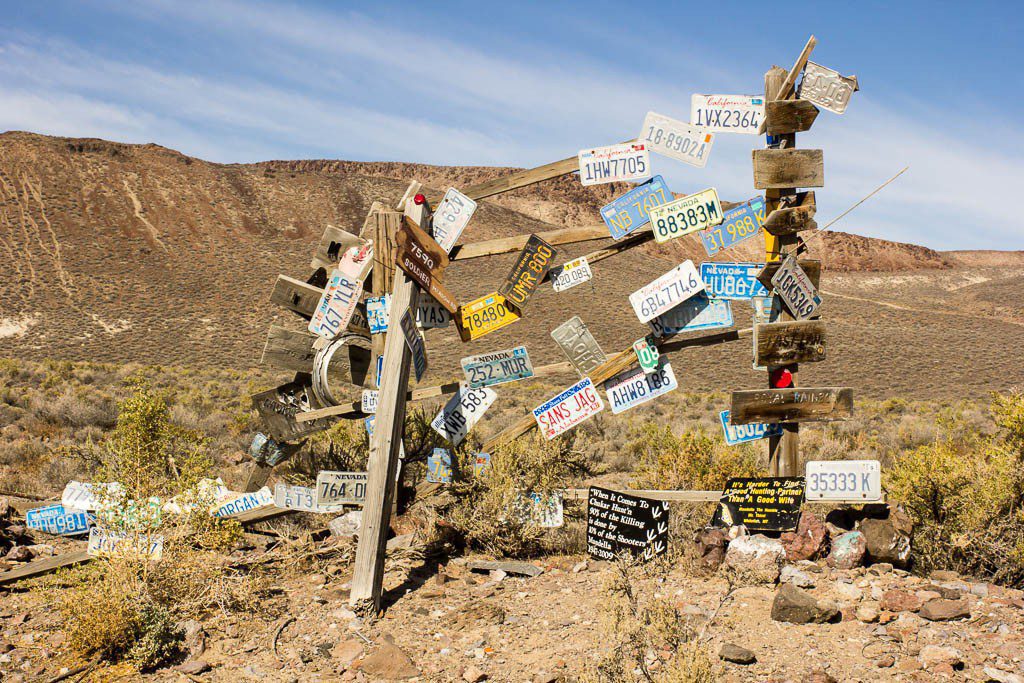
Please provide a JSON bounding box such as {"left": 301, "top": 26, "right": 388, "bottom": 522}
{"left": 600, "top": 175, "right": 671, "bottom": 240}
{"left": 26, "top": 504, "right": 92, "bottom": 536}
{"left": 699, "top": 262, "right": 768, "bottom": 299}
{"left": 719, "top": 410, "right": 782, "bottom": 445}
{"left": 649, "top": 293, "right": 733, "bottom": 337}
{"left": 427, "top": 448, "right": 452, "bottom": 483}
{"left": 699, "top": 197, "right": 766, "bottom": 257}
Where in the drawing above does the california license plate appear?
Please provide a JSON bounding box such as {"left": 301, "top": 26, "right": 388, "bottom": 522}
{"left": 532, "top": 377, "right": 605, "bottom": 440}
{"left": 649, "top": 188, "right": 723, "bottom": 243}
{"left": 699, "top": 262, "right": 768, "bottom": 300}
{"left": 805, "top": 460, "right": 881, "bottom": 501}
{"left": 274, "top": 484, "right": 318, "bottom": 512}
{"left": 771, "top": 256, "right": 822, "bottom": 319}
{"left": 550, "top": 256, "right": 593, "bottom": 292}
{"left": 458, "top": 293, "right": 520, "bottom": 341}
{"left": 690, "top": 95, "right": 764, "bottom": 134}
{"left": 630, "top": 260, "right": 705, "bottom": 323}
{"left": 649, "top": 293, "right": 733, "bottom": 337}
{"left": 432, "top": 188, "right": 478, "bottom": 253}
{"left": 430, "top": 383, "right": 497, "bottom": 446}
{"left": 640, "top": 111, "right": 714, "bottom": 167}
{"left": 699, "top": 197, "right": 766, "bottom": 257}
{"left": 461, "top": 346, "right": 534, "bottom": 388}
{"left": 719, "top": 410, "right": 782, "bottom": 445}
{"left": 316, "top": 471, "right": 368, "bottom": 511}
{"left": 599, "top": 175, "right": 671, "bottom": 240}
{"left": 577, "top": 143, "right": 651, "bottom": 186}
{"left": 604, "top": 362, "right": 678, "bottom": 414}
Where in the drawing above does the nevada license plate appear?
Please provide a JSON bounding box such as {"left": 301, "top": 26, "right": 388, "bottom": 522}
{"left": 640, "top": 111, "right": 714, "bottom": 167}
{"left": 532, "top": 377, "right": 605, "bottom": 440}
{"left": 427, "top": 449, "right": 452, "bottom": 483}
{"left": 604, "top": 362, "right": 678, "bottom": 414}
{"left": 719, "top": 410, "right": 782, "bottom": 446}
{"left": 26, "top": 504, "right": 92, "bottom": 536}
{"left": 459, "top": 293, "right": 520, "bottom": 341}
{"left": 805, "top": 460, "right": 881, "bottom": 501}
{"left": 630, "top": 260, "right": 705, "bottom": 323}
{"left": 274, "top": 484, "right": 318, "bottom": 512}
{"left": 649, "top": 188, "right": 723, "bottom": 243}
{"left": 599, "top": 175, "right": 671, "bottom": 240}
{"left": 690, "top": 94, "right": 764, "bottom": 134}
{"left": 432, "top": 188, "right": 478, "bottom": 253}
{"left": 87, "top": 528, "right": 164, "bottom": 561}
{"left": 699, "top": 262, "right": 768, "bottom": 300}
{"left": 550, "top": 257, "right": 593, "bottom": 292}
{"left": 577, "top": 143, "right": 651, "bottom": 186}
{"left": 649, "top": 293, "right": 733, "bottom": 337}
{"left": 316, "top": 471, "right": 368, "bottom": 511}
{"left": 430, "top": 384, "right": 497, "bottom": 446}
{"left": 699, "top": 197, "right": 766, "bottom": 257}
{"left": 461, "top": 346, "right": 534, "bottom": 388}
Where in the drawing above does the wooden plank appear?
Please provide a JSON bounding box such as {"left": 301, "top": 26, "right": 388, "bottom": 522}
{"left": 270, "top": 275, "right": 322, "bottom": 319}
{"left": 260, "top": 325, "right": 317, "bottom": 373}
{"left": 395, "top": 247, "right": 460, "bottom": 314}
{"left": 755, "top": 320, "right": 827, "bottom": 366}
{"left": 0, "top": 549, "right": 91, "bottom": 586}
{"left": 450, "top": 224, "right": 611, "bottom": 261}
{"left": 757, "top": 259, "right": 821, "bottom": 292}
{"left": 730, "top": 387, "right": 853, "bottom": 425}
{"left": 765, "top": 99, "right": 820, "bottom": 135}
{"left": 757, "top": 35, "right": 817, "bottom": 134}
{"left": 398, "top": 216, "right": 450, "bottom": 271}
{"left": 310, "top": 226, "right": 364, "bottom": 271}
{"left": 752, "top": 149, "right": 824, "bottom": 189}
{"left": 763, "top": 204, "right": 817, "bottom": 236}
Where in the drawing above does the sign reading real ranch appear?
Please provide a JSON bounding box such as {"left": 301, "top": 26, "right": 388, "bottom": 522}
{"left": 587, "top": 486, "right": 668, "bottom": 562}
{"left": 711, "top": 477, "right": 804, "bottom": 532}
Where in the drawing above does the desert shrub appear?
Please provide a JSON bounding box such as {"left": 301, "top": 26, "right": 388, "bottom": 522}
{"left": 628, "top": 424, "right": 760, "bottom": 491}
{"left": 887, "top": 391, "right": 1024, "bottom": 585}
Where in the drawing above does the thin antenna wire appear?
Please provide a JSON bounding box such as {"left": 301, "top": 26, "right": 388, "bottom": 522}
{"left": 802, "top": 166, "right": 909, "bottom": 248}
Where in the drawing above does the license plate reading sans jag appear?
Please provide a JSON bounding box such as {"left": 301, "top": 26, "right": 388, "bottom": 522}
{"left": 432, "top": 188, "right": 477, "bottom": 253}
{"left": 462, "top": 346, "right": 534, "bottom": 388}
{"left": 805, "top": 460, "right": 881, "bottom": 501}
{"left": 550, "top": 257, "right": 593, "bottom": 292}
{"left": 690, "top": 94, "right": 764, "bottom": 134}
{"left": 699, "top": 197, "right": 766, "bottom": 257}
{"left": 316, "top": 471, "right": 368, "bottom": 511}
{"left": 640, "top": 111, "right": 714, "bottom": 167}
{"left": 649, "top": 188, "right": 723, "bottom": 243}
{"left": 699, "top": 262, "right": 768, "bottom": 300}
{"left": 599, "top": 175, "right": 671, "bottom": 240}
{"left": 577, "top": 143, "right": 651, "bottom": 186}
{"left": 274, "top": 484, "right": 318, "bottom": 512}
{"left": 532, "top": 377, "right": 605, "bottom": 440}
{"left": 719, "top": 410, "right": 782, "bottom": 446}
{"left": 629, "top": 260, "right": 705, "bottom": 323}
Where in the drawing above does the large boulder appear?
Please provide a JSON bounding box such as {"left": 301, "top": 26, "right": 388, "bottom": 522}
{"left": 858, "top": 506, "right": 912, "bottom": 567}
{"left": 723, "top": 534, "right": 786, "bottom": 584}
{"left": 919, "top": 598, "right": 971, "bottom": 621}
{"left": 770, "top": 584, "right": 840, "bottom": 624}
{"left": 780, "top": 511, "right": 828, "bottom": 561}
{"left": 694, "top": 527, "right": 729, "bottom": 570}
{"left": 826, "top": 531, "right": 866, "bottom": 569}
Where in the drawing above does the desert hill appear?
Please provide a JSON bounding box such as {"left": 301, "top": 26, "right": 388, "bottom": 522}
{"left": 0, "top": 131, "right": 1021, "bottom": 399}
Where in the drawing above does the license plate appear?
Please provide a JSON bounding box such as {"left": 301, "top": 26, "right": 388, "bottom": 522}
{"left": 335, "top": 242, "right": 374, "bottom": 282}
{"left": 432, "top": 188, "right": 477, "bottom": 253}
{"left": 416, "top": 295, "right": 451, "bottom": 329}
{"left": 532, "top": 377, "right": 605, "bottom": 440}
{"left": 806, "top": 460, "right": 881, "bottom": 501}
{"left": 632, "top": 337, "right": 660, "bottom": 373}
{"left": 430, "top": 383, "right": 497, "bottom": 446}
{"left": 699, "top": 197, "right": 766, "bottom": 257}
{"left": 459, "top": 293, "right": 520, "bottom": 341}
{"left": 649, "top": 292, "right": 733, "bottom": 337}
{"left": 500, "top": 234, "right": 558, "bottom": 312}
{"left": 87, "top": 528, "right": 164, "bottom": 561}
{"left": 604, "top": 362, "right": 678, "bottom": 414}
{"left": 316, "top": 471, "right": 368, "bottom": 511}
{"left": 771, "top": 256, "right": 822, "bottom": 319}
{"left": 799, "top": 61, "right": 858, "bottom": 115}
{"left": 514, "top": 491, "right": 564, "bottom": 528}
{"left": 551, "top": 316, "right": 607, "bottom": 376}
{"left": 699, "top": 262, "right": 768, "bottom": 300}
{"left": 308, "top": 271, "right": 361, "bottom": 339}
{"left": 719, "top": 409, "right": 782, "bottom": 445}
{"left": 550, "top": 256, "right": 593, "bottom": 292}
{"left": 273, "top": 484, "right": 318, "bottom": 512}
{"left": 26, "top": 504, "right": 92, "bottom": 536}
{"left": 361, "top": 390, "right": 378, "bottom": 414}
{"left": 649, "top": 188, "right": 723, "bottom": 243}
{"left": 640, "top": 111, "right": 714, "bottom": 168}
{"left": 366, "top": 295, "right": 389, "bottom": 334}
{"left": 630, "top": 260, "right": 705, "bottom": 323}
{"left": 61, "top": 481, "right": 123, "bottom": 512}
{"left": 427, "top": 448, "right": 453, "bottom": 483}
{"left": 210, "top": 487, "right": 275, "bottom": 519}
{"left": 461, "top": 346, "right": 534, "bottom": 388}
{"left": 473, "top": 452, "right": 491, "bottom": 476}
{"left": 690, "top": 94, "right": 764, "bottom": 134}
{"left": 400, "top": 311, "right": 428, "bottom": 381}
{"left": 599, "top": 175, "right": 671, "bottom": 240}
{"left": 577, "top": 143, "right": 651, "bottom": 186}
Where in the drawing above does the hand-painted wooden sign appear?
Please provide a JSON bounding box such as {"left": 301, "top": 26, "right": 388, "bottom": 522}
{"left": 550, "top": 256, "right": 593, "bottom": 292}
{"left": 699, "top": 262, "right": 768, "bottom": 300}
{"left": 432, "top": 188, "right": 477, "bottom": 253}
{"left": 771, "top": 256, "right": 822, "bottom": 319}
{"left": 430, "top": 383, "right": 497, "bottom": 446}
{"left": 499, "top": 234, "right": 557, "bottom": 312}
{"left": 399, "top": 214, "right": 449, "bottom": 273}
{"left": 751, "top": 296, "right": 782, "bottom": 372}
{"left": 604, "top": 361, "right": 678, "bottom": 414}
{"left": 587, "top": 486, "right": 668, "bottom": 561}
{"left": 630, "top": 260, "right": 705, "bottom": 323}
{"left": 755, "top": 320, "right": 826, "bottom": 366}
{"left": 461, "top": 346, "right": 534, "bottom": 388}
{"left": 699, "top": 197, "right": 766, "bottom": 257}
{"left": 308, "top": 271, "right": 362, "bottom": 340}
{"left": 764, "top": 99, "right": 820, "bottom": 135}
{"left": 360, "top": 389, "right": 378, "bottom": 414}
{"left": 690, "top": 94, "right": 764, "bottom": 134}
{"left": 578, "top": 142, "right": 651, "bottom": 186}
{"left": 730, "top": 387, "right": 854, "bottom": 425}
{"left": 763, "top": 192, "right": 816, "bottom": 236}
{"left": 532, "top": 377, "right": 604, "bottom": 440}
{"left": 640, "top": 111, "right": 714, "bottom": 167}
{"left": 400, "top": 310, "right": 428, "bottom": 381}
{"left": 273, "top": 484, "right": 318, "bottom": 512}
{"left": 649, "top": 188, "right": 723, "bottom": 243}
{"left": 396, "top": 246, "right": 460, "bottom": 314}
{"left": 711, "top": 477, "right": 804, "bottom": 532}
{"left": 718, "top": 409, "right": 782, "bottom": 446}
{"left": 806, "top": 460, "right": 881, "bottom": 501}
{"left": 316, "top": 471, "right": 368, "bottom": 511}
{"left": 649, "top": 292, "right": 733, "bottom": 337}
{"left": 632, "top": 337, "right": 659, "bottom": 374}
{"left": 600, "top": 175, "right": 671, "bottom": 240}
{"left": 87, "top": 528, "right": 164, "bottom": 561}
{"left": 551, "top": 316, "right": 607, "bottom": 376}
{"left": 26, "top": 504, "right": 92, "bottom": 536}
{"left": 752, "top": 149, "right": 825, "bottom": 189}
{"left": 799, "top": 61, "right": 859, "bottom": 114}
{"left": 457, "top": 292, "right": 520, "bottom": 341}
{"left": 427, "top": 448, "right": 453, "bottom": 483}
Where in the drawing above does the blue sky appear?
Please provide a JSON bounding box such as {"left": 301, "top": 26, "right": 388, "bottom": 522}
{"left": 1, "top": 0, "right": 1021, "bottom": 250}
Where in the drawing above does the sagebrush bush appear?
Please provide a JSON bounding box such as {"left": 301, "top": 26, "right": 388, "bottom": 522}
{"left": 628, "top": 424, "right": 760, "bottom": 491}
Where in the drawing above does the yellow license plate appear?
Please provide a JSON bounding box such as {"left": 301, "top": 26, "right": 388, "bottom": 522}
{"left": 459, "top": 293, "right": 520, "bottom": 341}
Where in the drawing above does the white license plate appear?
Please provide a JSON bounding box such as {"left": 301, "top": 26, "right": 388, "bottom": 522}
{"left": 690, "top": 94, "right": 764, "bottom": 134}
{"left": 335, "top": 242, "right": 374, "bottom": 282}
{"left": 550, "top": 256, "right": 593, "bottom": 292}
{"left": 361, "top": 390, "right": 378, "bottom": 414}
{"left": 514, "top": 491, "right": 564, "bottom": 528}
{"left": 532, "top": 377, "right": 605, "bottom": 440}
{"left": 274, "top": 484, "right": 318, "bottom": 512}
{"left": 805, "top": 460, "right": 881, "bottom": 501}
{"left": 430, "top": 384, "right": 497, "bottom": 446}
{"left": 578, "top": 143, "right": 651, "bottom": 186}
{"left": 799, "top": 61, "right": 858, "bottom": 115}
{"left": 629, "top": 260, "right": 705, "bottom": 323}
{"left": 640, "top": 111, "right": 714, "bottom": 167}
{"left": 87, "top": 528, "right": 164, "bottom": 561}
{"left": 400, "top": 311, "right": 428, "bottom": 381}
{"left": 461, "top": 346, "right": 534, "bottom": 388}
{"left": 316, "top": 471, "right": 368, "bottom": 511}
{"left": 61, "top": 481, "right": 123, "bottom": 512}
{"left": 433, "top": 188, "right": 477, "bottom": 253}
{"left": 649, "top": 188, "right": 723, "bottom": 243}
{"left": 771, "top": 256, "right": 821, "bottom": 319}
{"left": 211, "top": 486, "right": 275, "bottom": 519}
{"left": 309, "top": 271, "right": 361, "bottom": 339}
{"left": 604, "top": 362, "right": 678, "bottom": 414}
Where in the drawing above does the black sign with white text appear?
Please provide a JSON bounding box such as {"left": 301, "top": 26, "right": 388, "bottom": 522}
{"left": 587, "top": 486, "right": 668, "bottom": 562}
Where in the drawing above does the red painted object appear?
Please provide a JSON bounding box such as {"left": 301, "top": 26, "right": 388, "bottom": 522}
{"left": 413, "top": 193, "right": 427, "bottom": 205}
{"left": 771, "top": 368, "right": 793, "bottom": 388}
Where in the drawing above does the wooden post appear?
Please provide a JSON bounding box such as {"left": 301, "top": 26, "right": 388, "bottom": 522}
{"left": 350, "top": 196, "right": 423, "bottom": 613}
{"left": 764, "top": 65, "right": 800, "bottom": 478}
